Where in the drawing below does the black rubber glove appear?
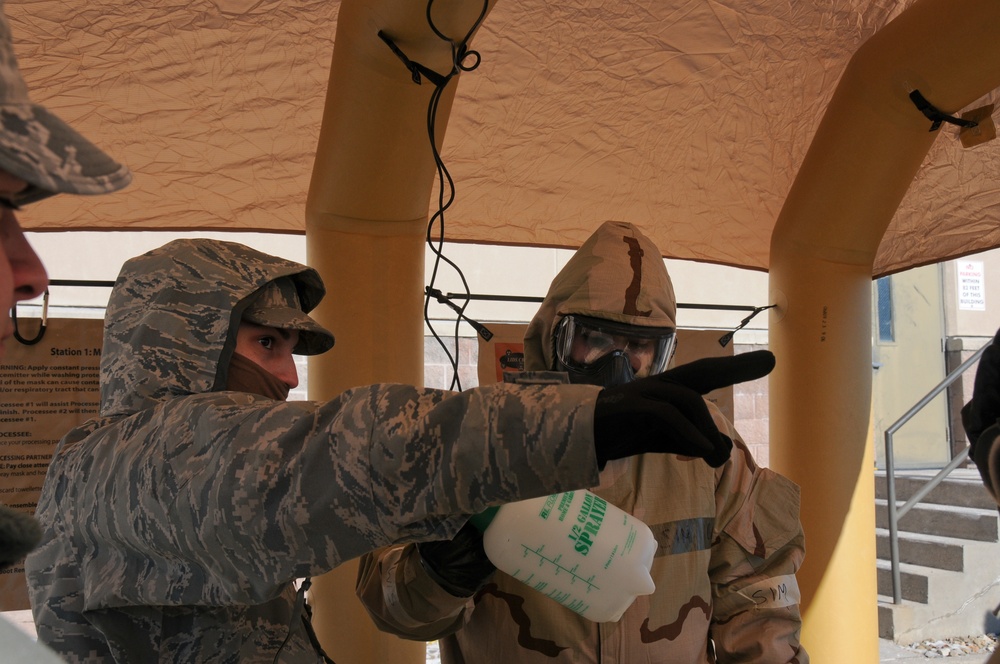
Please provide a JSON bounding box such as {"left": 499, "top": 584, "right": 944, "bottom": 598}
{"left": 961, "top": 329, "right": 1000, "bottom": 498}
{"left": 417, "top": 521, "right": 497, "bottom": 597}
{"left": 593, "top": 350, "right": 776, "bottom": 469}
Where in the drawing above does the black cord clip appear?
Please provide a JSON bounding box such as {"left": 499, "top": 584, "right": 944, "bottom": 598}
{"left": 909, "top": 90, "right": 979, "bottom": 132}
{"left": 718, "top": 304, "right": 776, "bottom": 348}
{"left": 425, "top": 287, "right": 494, "bottom": 341}
{"left": 11, "top": 290, "right": 48, "bottom": 345}
{"left": 377, "top": 30, "right": 481, "bottom": 88}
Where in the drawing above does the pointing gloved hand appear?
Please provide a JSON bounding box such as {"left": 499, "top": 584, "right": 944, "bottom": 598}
{"left": 961, "top": 328, "right": 1000, "bottom": 501}
{"left": 417, "top": 521, "right": 497, "bottom": 597}
{"left": 593, "top": 350, "right": 776, "bottom": 469}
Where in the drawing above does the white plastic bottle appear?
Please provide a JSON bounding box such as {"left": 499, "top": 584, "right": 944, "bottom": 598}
{"left": 469, "top": 489, "right": 657, "bottom": 623}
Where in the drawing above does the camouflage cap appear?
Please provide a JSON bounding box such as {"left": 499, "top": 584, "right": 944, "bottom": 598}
{"left": 243, "top": 276, "right": 335, "bottom": 356}
{"left": 0, "top": 1, "right": 131, "bottom": 205}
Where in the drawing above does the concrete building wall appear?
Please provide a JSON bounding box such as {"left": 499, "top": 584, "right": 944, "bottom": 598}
{"left": 942, "top": 247, "right": 1000, "bottom": 456}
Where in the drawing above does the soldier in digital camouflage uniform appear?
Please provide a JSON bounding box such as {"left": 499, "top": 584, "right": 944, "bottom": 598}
{"left": 357, "top": 221, "right": 808, "bottom": 663}
{"left": 25, "top": 235, "right": 759, "bottom": 663}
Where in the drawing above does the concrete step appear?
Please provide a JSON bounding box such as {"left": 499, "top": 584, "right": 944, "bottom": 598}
{"left": 875, "top": 499, "right": 999, "bottom": 542}
{"left": 874, "top": 468, "right": 1000, "bottom": 644}
{"left": 876, "top": 560, "right": 929, "bottom": 604}
{"left": 876, "top": 538, "right": 1000, "bottom": 644}
{"left": 875, "top": 528, "right": 964, "bottom": 572}
{"left": 875, "top": 470, "right": 997, "bottom": 511}
{"left": 878, "top": 597, "right": 926, "bottom": 640}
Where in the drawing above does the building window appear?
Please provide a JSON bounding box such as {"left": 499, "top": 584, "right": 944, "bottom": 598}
{"left": 876, "top": 276, "right": 894, "bottom": 342}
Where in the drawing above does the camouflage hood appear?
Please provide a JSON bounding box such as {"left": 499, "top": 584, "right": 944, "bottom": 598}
{"left": 99, "top": 238, "right": 327, "bottom": 418}
{"left": 523, "top": 221, "right": 677, "bottom": 371}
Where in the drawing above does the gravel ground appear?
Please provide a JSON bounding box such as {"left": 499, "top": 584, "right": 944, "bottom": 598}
{"left": 886, "top": 634, "right": 998, "bottom": 660}
{"left": 8, "top": 612, "right": 998, "bottom": 662}
{"left": 431, "top": 636, "right": 999, "bottom": 663}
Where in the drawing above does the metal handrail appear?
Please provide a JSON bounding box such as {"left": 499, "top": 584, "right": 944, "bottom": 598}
{"left": 883, "top": 342, "right": 989, "bottom": 604}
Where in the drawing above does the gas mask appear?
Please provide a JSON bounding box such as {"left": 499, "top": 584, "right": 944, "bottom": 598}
{"left": 554, "top": 314, "right": 676, "bottom": 388}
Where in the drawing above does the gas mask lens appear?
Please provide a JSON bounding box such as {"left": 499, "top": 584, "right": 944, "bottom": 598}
{"left": 555, "top": 315, "right": 676, "bottom": 387}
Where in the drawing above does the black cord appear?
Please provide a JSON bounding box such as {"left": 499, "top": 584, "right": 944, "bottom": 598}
{"left": 380, "top": 0, "right": 489, "bottom": 392}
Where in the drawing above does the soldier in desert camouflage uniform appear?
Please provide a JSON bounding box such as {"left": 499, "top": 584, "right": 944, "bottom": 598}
{"left": 25, "top": 235, "right": 765, "bottom": 663}
{"left": 357, "top": 221, "right": 808, "bottom": 663}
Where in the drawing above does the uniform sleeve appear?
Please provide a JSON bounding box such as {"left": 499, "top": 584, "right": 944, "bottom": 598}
{"left": 961, "top": 331, "right": 1000, "bottom": 504}
{"left": 355, "top": 544, "right": 473, "bottom": 641}
{"left": 970, "top": 423, "right": 1000, "bottom": 504}
{"left": 707, "top": 415, "right": 808, "bottom": 664}
{"left": 52, "top": 381, "right": 601, "bottom": 610}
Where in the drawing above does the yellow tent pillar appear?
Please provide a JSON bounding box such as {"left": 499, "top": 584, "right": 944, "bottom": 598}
{"left": 769, "top": 0, "right": 1000, "bottom": 660}
{"left": 305, "top": 219, "right": 427, "bottom": 664}
{"left": 300, "top": 1, "right": 495, "bottom": 662}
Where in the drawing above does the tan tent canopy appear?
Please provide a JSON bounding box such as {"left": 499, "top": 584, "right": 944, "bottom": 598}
{"left": 8, "top": 2, "right": 1000, "bottom": 661}
{"left": 9, "top": 0, "right": 998, "bottom": 277}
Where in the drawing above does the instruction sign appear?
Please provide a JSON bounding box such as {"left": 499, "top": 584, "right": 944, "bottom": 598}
{"left": 958, "top": 261, "right": 986, "bottom": 311}
{"left": 0, "top": 317, "right": 103, "bottom": 610}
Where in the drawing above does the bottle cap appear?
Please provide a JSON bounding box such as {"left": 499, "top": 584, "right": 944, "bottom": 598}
{"left": 468, "top": 505, "right": 499, "bottom": 532}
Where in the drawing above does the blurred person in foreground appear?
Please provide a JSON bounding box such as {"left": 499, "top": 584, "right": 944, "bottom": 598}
{"left": 963, "top": 328, "right": 1000, "bottom": 507}
{"left": 0, "top": 0, "right": 130, "bottom": 358}
{"left": 357, "top": 221, "right": 808, "bottom": 663}
{"left": 961, "top": 331, "right": 1000, "bottom": 663}
{"left": 0, "top": 0, "right": 129, "bottom": 658}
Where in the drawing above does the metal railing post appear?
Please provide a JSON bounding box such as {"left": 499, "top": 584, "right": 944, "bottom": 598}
{"left": 884, "top": 427, "right": 902, "bottom": 604}
{"left": 881, "top": 343, "right": 989, "bottom": 605}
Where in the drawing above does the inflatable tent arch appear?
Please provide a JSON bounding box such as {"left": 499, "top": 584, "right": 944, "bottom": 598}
{"left": 303, "top": 1, "right": 1000, "bottom": 662}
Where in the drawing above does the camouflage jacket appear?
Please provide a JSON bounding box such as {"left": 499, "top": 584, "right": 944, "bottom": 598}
{"left": 356, "top": 222, "right": 807, "bottom": 662}
{"left": 357, "top": 408, "right": 806, "bottom": 663}
{"left": 24, "top": 239, "right": 601, "bottom": 663}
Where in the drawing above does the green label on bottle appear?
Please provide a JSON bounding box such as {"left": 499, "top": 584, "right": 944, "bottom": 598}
{"left": 538, "top": 493, "right": 559, "bottom": 520}
{"left": 568, "top": 493, "right": 607, "bottom": 556}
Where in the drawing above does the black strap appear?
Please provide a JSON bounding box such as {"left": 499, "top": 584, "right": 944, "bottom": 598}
{"left": 718, "top": 304, "right": 776, "bottom": 347}
{"left": 377, "top": 29, "right": 481, "bottom": 89}
{"left": 271, "top": 578, "right": 336, "bottom": 664}
{"left": 425, "top": 287, "right": 493, "bottom": 340}
{"left": 909, "top": 90, "right": 979, "bottom": 132}
{"left": 378, "top": 30, "right": 450, "bottom": 86}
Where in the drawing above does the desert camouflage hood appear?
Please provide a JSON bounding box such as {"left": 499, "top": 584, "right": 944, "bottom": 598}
{"left": 99, "top": 238, "right": 327, "bottom": 418}
{"left": 523, "top": 221, "right": 677, "bottom": 371}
